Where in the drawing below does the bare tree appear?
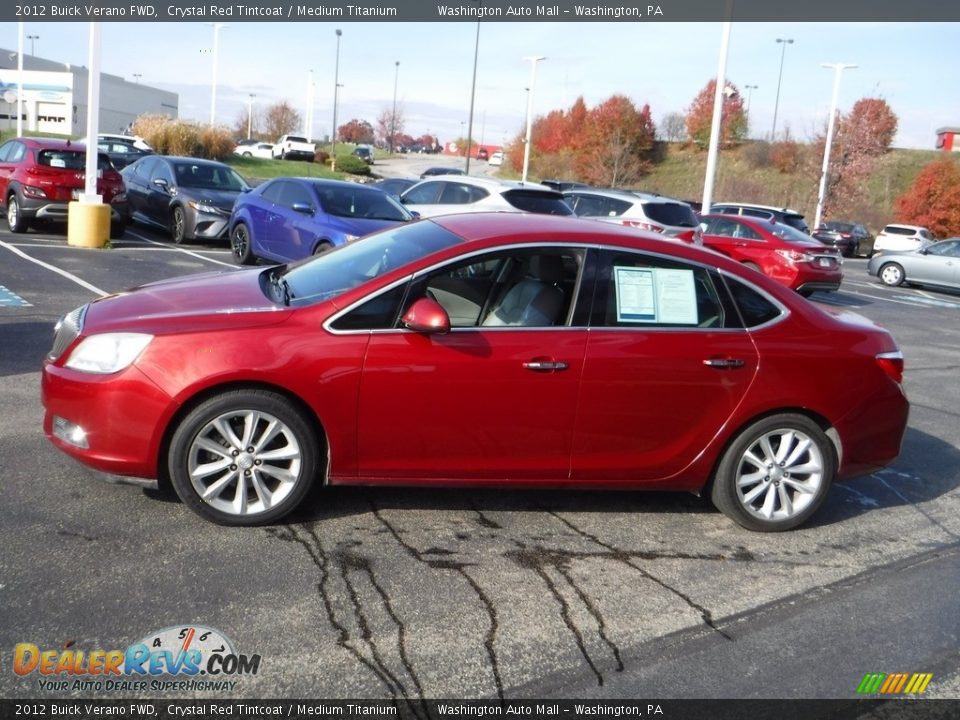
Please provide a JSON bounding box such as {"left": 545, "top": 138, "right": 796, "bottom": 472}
{"left": 376, "top": 103, "right": 406, "bottom": 150}
{"left": 263, "top": 101, "right": 301, "bottom": 142}
{"left": 660, "top": 112, "right": 687, "bottom": 143}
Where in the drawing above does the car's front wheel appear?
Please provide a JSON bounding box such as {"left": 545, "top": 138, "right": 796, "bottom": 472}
{"left": 170, "top": 206, "right": 187, "bottom": 244}
{"left": 711, "top": 413, "right": 835, "bottom": 532}
{"left": 168, "top": 390, "right": 320, "bottom": 526}
{"left": 313, "top": 241, "right": 334, "bottom": 256}
{"left": 879, "top": 262, "right": 905, "bottom": 287}
{"left": 230, "top": 223, "right": 256, "bottom": 265}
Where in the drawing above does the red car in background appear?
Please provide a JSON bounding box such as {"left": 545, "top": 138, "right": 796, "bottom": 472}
{"left": 700, "top": 214, "right": 842, "bottom": 296}
{"left": 0, "top": 137, "right": 128, "bottom": 236}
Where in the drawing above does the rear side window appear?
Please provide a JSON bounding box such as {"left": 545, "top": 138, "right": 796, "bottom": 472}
{"left": 439, "top": 182, "right": 488, "bottom": 204}
{"left": 782, "top": 214, "right": 808, "bottom": 232}
{"left": 502, "top": 190, "right": 573, "bottom": 215}
{"left": 723, "top": 276, "right": 783, "bottom": 328}
{"left": 641, "top": 202, "right": 698, "bottom": 228}
{"left": 883, "top": 226, "right": 915, "bottom": 236}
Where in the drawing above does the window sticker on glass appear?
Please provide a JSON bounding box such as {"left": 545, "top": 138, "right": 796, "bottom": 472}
{"left": 614, "top": 266, "right": 698, "bottom": 325}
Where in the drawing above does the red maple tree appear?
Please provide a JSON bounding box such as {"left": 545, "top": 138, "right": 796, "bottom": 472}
{"left": 895, "top": 158, "right": 960, "bottom": 238}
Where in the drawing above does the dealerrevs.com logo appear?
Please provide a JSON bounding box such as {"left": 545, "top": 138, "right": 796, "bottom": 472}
{"left": 13, "top": 625, "right": 261, "bottom": 693}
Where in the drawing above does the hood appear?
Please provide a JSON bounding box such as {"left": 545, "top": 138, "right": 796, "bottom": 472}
{"left": 334, "top": 215, "right": 408, "bottom": 237}
{"left": 178, "top": 187, "right": 242, "bottom": 211}
{"left": 83, "top": 268, "right": 291, "bottom": 335}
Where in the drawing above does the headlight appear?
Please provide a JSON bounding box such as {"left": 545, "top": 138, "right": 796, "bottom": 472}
{"left": 344, "top": 234, "right": 359, "bottom": 243}
{"left": 188, "top": 200, "right": 229, "bottom": 217}
{"left": 64, "top": 333, "right": 153, "bottom": 374}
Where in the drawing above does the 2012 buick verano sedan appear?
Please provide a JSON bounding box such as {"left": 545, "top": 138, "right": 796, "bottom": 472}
{"left": 42, "top": 214, "right": 909, "bottom": 532}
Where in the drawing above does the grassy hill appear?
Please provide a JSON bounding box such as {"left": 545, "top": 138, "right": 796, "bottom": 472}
{"left": 637, "top": 142, "right": 944, "bottom": 232}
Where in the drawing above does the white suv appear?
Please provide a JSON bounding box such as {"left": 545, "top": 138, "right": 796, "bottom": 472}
{"left": 400, "top": 176, "right": 572, "bottom": 218}
{"left": 874, "top": 224, "right": 933, "bottom": 253}
{"left": 564, "top": 188, "right": 703, "bottom": 244}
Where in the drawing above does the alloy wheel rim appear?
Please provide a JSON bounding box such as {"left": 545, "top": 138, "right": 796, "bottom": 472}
{"left": 187, "top": 409, "right": 302, "bottom": 517}
{"left": 735, "top": 428, "right": 824, "bottom": 522}
{"left": 173, "top": 209, "right": 184, "bottom": 242}
{"left": 233, "top": 227, "right": 248, "bottom": 260}
{"left": 8, "top": 199, "right": 18, "bottom": 227}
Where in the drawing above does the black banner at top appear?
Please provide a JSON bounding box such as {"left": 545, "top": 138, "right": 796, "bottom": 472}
{"left": 4, "top": 0, "right": 960, "bottom": 23}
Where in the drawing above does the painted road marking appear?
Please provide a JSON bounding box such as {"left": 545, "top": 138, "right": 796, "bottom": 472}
{"left": 0, "top": 239, "right": 108, "bottom": 297}
{"left": 126, "top": 229, "right": 235, "bottom": 268}
{"left": 0, "top": 285, "right": 32, "bottom": 307}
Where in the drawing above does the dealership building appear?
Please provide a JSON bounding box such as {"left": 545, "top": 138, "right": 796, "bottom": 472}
{"left": 0, "top": 49, "right": 178, "bottom": 136}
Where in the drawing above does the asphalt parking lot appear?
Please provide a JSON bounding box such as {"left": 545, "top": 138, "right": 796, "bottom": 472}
{"left": 1, "top": 220, "right": 959, "bottom": 703}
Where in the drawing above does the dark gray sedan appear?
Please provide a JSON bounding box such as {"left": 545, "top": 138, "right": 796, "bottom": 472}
{"left": 867, "top": 238, "right": 960, "bottom": 291}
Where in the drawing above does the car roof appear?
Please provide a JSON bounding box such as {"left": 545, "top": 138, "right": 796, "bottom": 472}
{"left": 415, "top": 175, "right": 553, "bottom": 192}
{"left": 882, "top": 223, "right": 926, "bottom": 231}
{"left": 158, "top": 155, "right": 231, "bottom": 167}
{"left": 14, "top": 137, "right": 89, "bottom": 150}
{"left": 563, "top": 187, "right": 690, "bottom": 205}
{"left": 713, "top": 202, "right": 804, "bottom": 216}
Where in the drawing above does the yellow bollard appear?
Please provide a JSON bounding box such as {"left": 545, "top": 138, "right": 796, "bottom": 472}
{"left": 67, "top": 201, "right": 111, "bottom": 248}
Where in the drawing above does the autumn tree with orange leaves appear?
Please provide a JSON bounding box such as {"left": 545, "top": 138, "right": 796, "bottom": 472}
{"left": 684, "top": 79, "right": 747, "bottom": 149}
{"left": 895, "top": 158, "right": 960, "bottom": 238}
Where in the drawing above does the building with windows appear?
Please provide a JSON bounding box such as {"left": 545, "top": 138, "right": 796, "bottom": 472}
{"left": 0, "top": 49, "right": 178, "bottom": 136}
{"left": 935, "top": 127, "right": 960, "bottom": 152}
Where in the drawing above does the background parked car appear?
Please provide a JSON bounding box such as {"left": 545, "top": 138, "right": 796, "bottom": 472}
{"left": 867, "top": 238, "right": 960, "bottom": 291}
{"left": 488, "top": 151, "right": 504, "bottom": 167}
{"left": 97, "top": 133, "right": 152, "bottom": 152}
{"left": 228, "top": 177, "right": 414, "bottom": 265}
{"left": 401, "top": 176, "right": 573, "bottom": 218}
{"left": 700, "top": 213, "right": 843, "bottom": 296}
{"left": 233, "top": 142, "right": 275, "bottom": 160}
{"left": 420, "top": 167, "right": 465, "bottom": 178}
{"left": 476, "top": 148, "right": 489, "bottom": 161}
{"left": 272, "top": 135, "right": 316, "bottom": 161}
{"left": 0, "top": 137, "right": 128, "bottom": 237}
{"left": 121, "top": 155, "right": 250, "bottom": 244}
{"left": 873, "top": 223, "right": 933, "bottom": 253}
{"left": 352, "top": 146, "right": 374, "bottom": 165}
{"left": 812, "top": 221, "right": 874, "bottom": 257}
{"left": 564, "top": 188, "right": 702, "bottom": 244}
{"left": 710, "top": 202, "right": 810, "bottom": 234}
{"left": 373, "top": 177, "right": 418, "bottom": 199}
{"left": 97, "top": 137, "right": 154, "bottom": 170}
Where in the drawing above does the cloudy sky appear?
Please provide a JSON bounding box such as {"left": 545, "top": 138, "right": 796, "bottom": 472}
{"left": 1, "top": 20, "right": 958, "bottom": 149}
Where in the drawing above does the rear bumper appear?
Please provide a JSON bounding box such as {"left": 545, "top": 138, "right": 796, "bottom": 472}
{"left": 20, "top": 198, "right": 129, "bottom": 224}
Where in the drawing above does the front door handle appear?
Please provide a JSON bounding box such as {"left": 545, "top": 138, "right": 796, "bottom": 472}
{"left": 703, "top": 357, "right": 745, "bottom": 369}
{"left": 523, "top": 360, "right": 569, "bottom": 372}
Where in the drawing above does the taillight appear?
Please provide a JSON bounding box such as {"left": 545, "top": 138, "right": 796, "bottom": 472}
{"left": 622, "top": 220, "right": 664, "bottom": 233}
{"left": 775, "top": 249, "right": 813, "bottom": 263}
{"left": 841, "top": 233, "right": 852, "bottom": 238}
{"left": 876, "top": 350, "right": 904, "bottom": 384}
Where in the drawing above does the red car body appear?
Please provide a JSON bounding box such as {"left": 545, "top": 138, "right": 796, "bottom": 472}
{"left": 0, "top": 136, "right": 128, "bottom": 234}
{"left": 700, "top": 214, "right": 843, "bottom": 295}
{"left": 42, "top": 214, "right": 908, "bottom": 531}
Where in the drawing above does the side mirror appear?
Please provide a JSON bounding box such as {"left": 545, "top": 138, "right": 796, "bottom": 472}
{"left": 291, "top": 202, "right": 314, "bottom": 215}
{"left": 401, "top": 297, "right": 450, "bottom": 335}
{"left": 152, "top": 177, "right": 169, "bottom": 190}
{"left": 408, "top": 210, "right": 420, "bottom": 220}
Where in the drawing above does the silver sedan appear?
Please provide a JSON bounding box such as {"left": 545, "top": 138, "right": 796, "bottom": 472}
{"left": 867, "top": 238, "right": 960, "bottom": 291}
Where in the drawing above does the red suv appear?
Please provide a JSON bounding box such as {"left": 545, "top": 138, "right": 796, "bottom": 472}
{"left": 701, "top": 214, "right": 842, "bottom": 296}
{"left": 0, "top": 137, "right": 128, "bottom": 236}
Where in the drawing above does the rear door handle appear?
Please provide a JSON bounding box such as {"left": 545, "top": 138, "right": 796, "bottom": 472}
{"left": 523, "top": 360, "right": 569, "bottom": 372}
{"left": 703, "top": 357, "right": 745, "bottom": 369}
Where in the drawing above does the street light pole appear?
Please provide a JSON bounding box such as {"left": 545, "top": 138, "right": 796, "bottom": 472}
{"left": 133, "top": 73, "right": 142, "bottom": 84}
{"left": 390, "top": 60, "right": 399, "bottom": 153}
{"left": 208, "top": 23, "right": 226, "bottom": 126}
{"left": 814, "top": 63, "right": 858, "bottom": 230}
{"left": 27, "top": 34, "right": 38, "bottom": 56}
{"left": 331, "top": 28, "right": 342, "bottom": 166}
{"left": 247, "top": 93, "right": 256, "bottom": 140}
{"left": 702, "top": 22, "right": 732, "bottom": 213}
{"left": 771, "top": 38, "right": 793, "bottom": 141}
{"left": 304, "top": 69, "right": 314, "bottom": 142}
{"left": 521, "top": 56, "right": 546, "bottom": 185}
{"left": 744, "top": 84, "right": 758, "bottom": 115}
{"left": 464, "top": 20, "right": 481, "bottom": 174}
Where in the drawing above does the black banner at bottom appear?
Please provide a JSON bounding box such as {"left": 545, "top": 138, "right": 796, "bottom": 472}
{"left": 1, "top": 699, "right": 958, "bottom": 720}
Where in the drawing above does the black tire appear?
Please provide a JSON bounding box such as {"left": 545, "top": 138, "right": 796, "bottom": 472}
{"left": 241, "top": 152, "right": 252, "bottom": 157}
{"left": 110, "top": 220, "right": 127, "bottom": 239}
{"left": 230, "top": 222, "right": 256, "bottom": 265}
{"left": 878, "top": 262, "right": 905, "bottom": 287}
{"left": 170, "top": 206, "right": 187, "bottom": 244}
{"left": 167, "top": 390, "right": 320, "bottom": 526}
{"left": 313, "top": 241, "right": 334, "bottom": 256}
{"left": 711, "top": 413, "right": 835, "bottom": 532}
{"left": 6, "top": 193, "right": 29, "bottom": 233}
{"left": 798, "top": 289, "right": 815, "bottom": 298}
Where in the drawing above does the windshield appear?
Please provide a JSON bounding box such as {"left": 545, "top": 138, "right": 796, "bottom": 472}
{"left": 316, "top": 185, "right": 412, "bottom": 222}
{"left": 38, "top": 150, "right": 113, "bottom": 172}
{"left": 641, "top": 201, "right": 699, "bottom": 228}
{"left": 173, "top": 162, "right": 249, "bottom": 191}
{"left": 280, "top": 220, "right": 462, "bottom": 305}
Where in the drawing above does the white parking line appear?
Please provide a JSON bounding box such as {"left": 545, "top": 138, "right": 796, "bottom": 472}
{"left": 0, "top": 239, "right": 108, "bottom": 297}
{"left": 126, "top": 229, "right": 235, "bottom": 268}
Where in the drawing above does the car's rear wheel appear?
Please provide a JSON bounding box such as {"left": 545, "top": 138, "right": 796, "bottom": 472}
{"left": 879, "top": 262, "right": 905, "bottom": 287}
{"left": 170, "top": 206, "right": 187, "bottom": 244}
{"left": 711, "top": 413, "right": 834, "bottom": 532}
{"left": 168, "top": 390, "right": 320, "bottom": 526}
{"left": 110, "top": 220, "right": 127, "bottom": 239}
{"left": 231, "top": 222, "right": 256, "bottom": 265}
{"left": 313, "top": 241, "right": 334, "bottom": 255}
{"left": 6, "top": 194, "right": 29, "bottom": 233}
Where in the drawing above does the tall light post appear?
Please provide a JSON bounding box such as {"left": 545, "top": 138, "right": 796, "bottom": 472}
{"left": 814, "top": 63, "right": 858, "bottom": 230}
{"left": 771, "top": 38, "right": 793, "bottom": 141}
{"left": 16, "top": 23, "right": 24, "bottom": 137}
{"left": 701, "top": 23, "right": 732, "bottom": 213}
{"left": 464, "top": 16, "right": 481, "bottom": 174}
{"left": 743, "top": 84, "right": 758, "bottom": 115}
{"left": 26, "top": 34, "right": 38, "bottom": 56}
{"left": 132, "top": 73, "right": 142, "bottom": 84}
{"left": 521, "top": 56, "right": 546, "bottom": 184}
{"left": 208, "top": 23, "right": 226, "bottom": 126}
{"left": 247, "top": 93, "right": 256, "bottom": 140}
{"left": 304, "top": 69, "right": 314, "bottom": 142}
{"left": 331, "top": 28, "right": 342, "bottom": 166}
{"left": 389, "top": 60, "right": 400, "bottom": 153}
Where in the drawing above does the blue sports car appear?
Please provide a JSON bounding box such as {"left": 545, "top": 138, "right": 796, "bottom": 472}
{"left": 228, "top": 177, "right": 414, "bottom": 264}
